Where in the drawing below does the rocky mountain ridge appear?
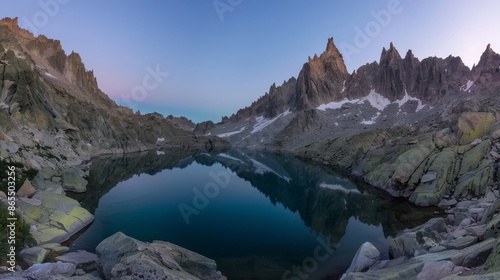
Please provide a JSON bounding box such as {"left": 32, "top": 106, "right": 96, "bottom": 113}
{"left": 201, "top": 35, "right": 500, "bottom": 153}
{"left": 0, "top": 17, "right": 227, "bottom": 169}
{"left": 224, "top": 38, "right": 499, "bottom": 123}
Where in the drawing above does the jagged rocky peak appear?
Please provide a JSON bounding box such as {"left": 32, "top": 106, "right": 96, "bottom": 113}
{"left": 471, "top": 44, "right": 500, "bottom": 92}
{"left": 0, "top": 18, "right": 100, "bottom": 94}
{"left": 375, "top": 42, "right": 406, "bottom": 101}
{"left": 310, "top": 37, "right": 349, "bottom": 74}
{"left": 381, "top": 42, "right": 402, "bottom": 62}
{"left": 0, "top": 17, "right": 33, "bottom": 40}
{"left": 64, "top": 51, "right": 99, "bottom": 93}
{"left": 473, "top": 43, "right": 500, "bottom": 74}
{"left": 295, "top": 37, "right": 349, "bottom": 110}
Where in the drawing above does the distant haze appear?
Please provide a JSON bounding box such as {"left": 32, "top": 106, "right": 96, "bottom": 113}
{"left": 1, "top": 0, "right": 499, "bottom": 122}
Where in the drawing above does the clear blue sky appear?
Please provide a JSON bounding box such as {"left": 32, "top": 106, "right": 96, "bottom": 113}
{"left": 1, "top": 1, "right": 500, "bottom": 122}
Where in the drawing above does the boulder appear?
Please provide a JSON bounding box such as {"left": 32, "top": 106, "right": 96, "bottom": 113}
{"left": 459, "top": 140, "right": 491, "bottom": 176}
{"left": 438, "top": 198, "right": 457, "bottom": 209}
{"left": 62, "top": 168, "right": 88, "bottom": 193}
{"left": 490, "top": 122, "right": 500, "bottom": 141}
{"left": 19, "top": 247, "right": 48, "bottom": 266}
{"left": 40, "top": 243, "right": 70, "bottom": 253}
{"left": 461, "top": 237, "right": 495, "bottom": 268}
{"left": 458, "top": 112, "right": 496, "bottom": 145}
{"left": 410, "top": 148, "right": 457, "bottom": 206}
{"left": 416, "top": 260, "right": 465, "bottom": 280}
{"left": 18, "top": 197, "right": 42, "bottom": 206}
{"left": 454, "top": 159, "right": 495, "bottom": 198}
{"left": 420, "top": 172, "right": 437, "bottom": 183}
{"left": 25, "top": 261, "right": 76, "bottom": 278}
{"left": 482, "top": 238, "right": 500, "bottom": 273}
{"left": 391, "top": 145, "right": 434, "bottom": 185}
{"left": 443, "top": 236, "right": 478, "bottom": 250}
{"left": 96, "top": 232, "right": 226, "bottom": 280}
{"left": 435, "top": 128, "right": 458, "bottom": 148}
{"left": 17, "top": 191, "right": 94, "bottom": 245}
{"left": 17, "top": 179, "right": 36, "bottom": 198}
{"left": 344, "top": 242, "right": 380, "bottom": 274}
{"left": 56, "top": 250, "right": 98, "bottom": 271}
{"left": 389, "top": 218, "right": 446, "bottom": 258}
{"left": 38, "top": 168, "right": 57, "bottom": 180}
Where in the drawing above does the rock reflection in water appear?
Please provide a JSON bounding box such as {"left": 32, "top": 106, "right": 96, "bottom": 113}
{"left": 73, "top": 148, "right": 438, "bottom": 280}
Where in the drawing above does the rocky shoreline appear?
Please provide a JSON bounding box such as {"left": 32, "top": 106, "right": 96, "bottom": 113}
{"left": 292, "top": 114, "right": 500, "bottom": 278}
{"left": 0, "top": 158, "right": 227, "bottom": 280}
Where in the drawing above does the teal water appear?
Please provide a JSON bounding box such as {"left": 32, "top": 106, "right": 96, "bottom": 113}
{"left": 72, "top": 149, "right": 437, "bottom": 279}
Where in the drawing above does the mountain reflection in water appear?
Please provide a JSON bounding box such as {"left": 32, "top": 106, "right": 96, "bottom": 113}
{"left": 72, "top": 149, "right": 438, "bottom": 280}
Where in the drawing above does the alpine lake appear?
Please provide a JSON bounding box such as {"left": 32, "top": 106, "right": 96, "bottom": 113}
{"left": 68, "top": 148, "right": 439, "bottom": 280}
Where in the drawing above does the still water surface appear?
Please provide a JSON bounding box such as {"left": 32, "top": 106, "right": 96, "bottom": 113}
{"left": 72, "top": 149, "right": 436, "bottom": 279}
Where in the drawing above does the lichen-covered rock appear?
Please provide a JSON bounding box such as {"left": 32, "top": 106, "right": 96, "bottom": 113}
{"left": 410, "top": 148, "right": 457, "bottom": 206}
{"left": 38, "top": 168, "right": 57, "bottom": 180}
{"left": 482, "top": 238, "right": 500, "bottom": 273}
{"left": 17, "top": 191, "right": 94, "bottom": 245}
{"left": 454, "top": 159, "right": 495, "bottom": 198}
{"left": 459, "top": 140, "right": 491, "bottom": 176}
{"left": 458, "top": 112, "right": 496, "bottom": 145}
{"left": 61, "top": 168, "right": 88, "bottom": 193}
{"left": 19, "top": 247, "right": 48, "bottom": 266}
{"left": 96, "top": 232, "right": 226, "bottom": 280}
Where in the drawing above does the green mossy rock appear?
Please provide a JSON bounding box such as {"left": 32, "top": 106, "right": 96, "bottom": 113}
{"left": 458, "top": 112, "right": 496, "bottom": 145}
{"left": 482, "top": 238, "right": 500, "bottom": 273}
{"left": 61, "top": 168, "right": 88, "bottom": 193}
{"left": 20, "top": 247, "right": 48, "bottom": 266}
{"left": 459, "top": 140, "right": 491, "bottom": 176}
{"left": 455, "top": 159, "right": 495, "bottom": 198}
{"left": 409, "top": 148, "right": 457, "bottom": 206}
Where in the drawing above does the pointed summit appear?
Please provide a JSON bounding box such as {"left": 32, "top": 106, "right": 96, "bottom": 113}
{"left": 325, "top": 37, "right": 339, "bottom": 56}
{"left": 380, "top": 42, "right": 401, "bottom": 64}
{"left": 473, "top": 43, "right": 500, "bottom": 77}
{"left": 317, "top": 37, "right": 348, "bottom": 74}
{"left": 405, "top": 49, "right": 414, "bottom": 60}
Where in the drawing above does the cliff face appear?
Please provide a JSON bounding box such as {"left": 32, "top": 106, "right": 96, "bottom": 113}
{"left": 223, "top": 38, "right": 499, "bottom": 125}
{"left": 0, "top": 17, "right": 227, "bottom": 169}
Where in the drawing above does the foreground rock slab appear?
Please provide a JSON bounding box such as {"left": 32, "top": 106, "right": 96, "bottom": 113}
{"left": 17, "top": 190, "right": 94, "bottom": 244}
{"left": 96, "top": 232, "right": 226, "bottom": 280}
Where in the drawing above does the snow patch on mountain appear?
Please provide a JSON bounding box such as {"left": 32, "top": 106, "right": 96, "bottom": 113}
{"left": 395, "top": 91, "right": 426, "bottom": 112}
{"left": 361, "top": 90, "right": 391, "bottom": 111}
{"left": 361, "top": 112, "right": 381, "bottom": 125}
{"left": 218, "top": 126, "right": 246, "bottom": 137}
{"left": 318, "top": 90, "right": 425, "bottom": 113}
{"left": 317, "top": 98, "right": 361, "bottom": 111}
{"left": 45, "top": 72, "right": 56, "bottom": 79}
{"left": 251, "top": 110, "right": 291, "bottom": 134}
{"left": 462, "top": 80, "right": 474, "bottom": 91}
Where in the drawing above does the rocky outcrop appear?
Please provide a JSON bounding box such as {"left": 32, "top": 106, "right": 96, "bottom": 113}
{"left": 165, "top": 114, "right": 196, "bottom": 132}
{"left": 297, "top": 116, "right": 499, "bottom": 207}
{"left": 16, "top": 173, "right": 94, "bottom": 245}
{"left": 193, "top": 120, "right": 216, "bottom": 135}
{"left": 0, "top": 17, "right": 228, "bottom": 169}
{"left": 457, "top": 112, "right": 497, "bottom": 144}
{"left": 343, "top": 193, "right": 500, "bottom": 279}
{"left": 61, "top": 167, "right": 88, "bottom": 193}
{"left": 294, "top": 38, "right": 349, "bottom": 110}
{"left": 96, "top": 232, "right": 226, "bottom": 280}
